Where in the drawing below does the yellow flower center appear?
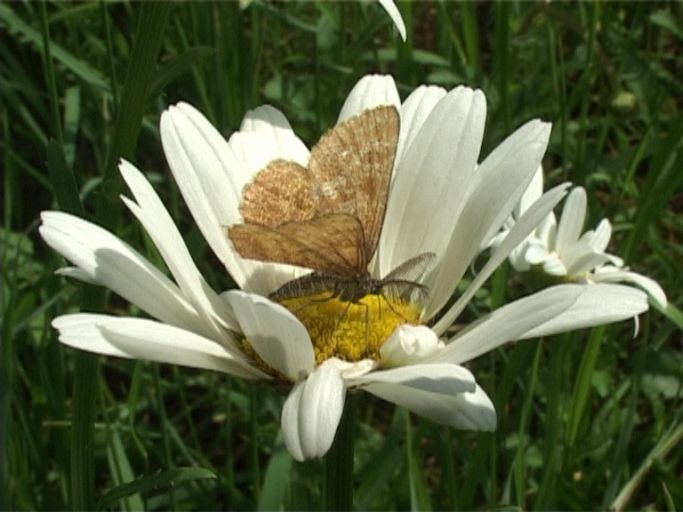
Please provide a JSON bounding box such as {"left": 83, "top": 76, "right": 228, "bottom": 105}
{"left": 280, "top": 293, "right": 422, "bottom": 364}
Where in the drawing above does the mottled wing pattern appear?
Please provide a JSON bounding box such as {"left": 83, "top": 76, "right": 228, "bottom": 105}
{"left": 378, "top": 280, "right": 430, "bottom": 306}
{"left": 382, "top": 252, "right": 436, "bottom": 282}
{"left": 239, "top": 159, "right": 316, "bottom": 227}
{"left": 228, "top": 214, "right": 366, "bottom": 277}
{"left": 308, "top": 105, "right": 399, "bottom": 261}
{"left": 378, "top": 252, "right": 436, "bottom": 305}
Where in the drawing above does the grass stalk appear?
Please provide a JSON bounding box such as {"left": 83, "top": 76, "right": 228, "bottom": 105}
{"left": 323, "top": 399, "right": 356, "bottom": 511}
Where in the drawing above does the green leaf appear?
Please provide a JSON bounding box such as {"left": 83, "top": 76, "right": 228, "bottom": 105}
{"left": 106, "top": 430, "right": 144, "bottom": 511}
{"left": 0, "top": 3, "right": 110, "bottom": 91}
{"left": 97, "top": 2, "right": 173, "bottom": 225}
{"left": 63, "top": 86, "right": 81, "bottom": 169}
{"left": 650, "top": 10, "right": 683, "bottom": 41}
{"left": 623, "top": 134, "right": 682, "bottom": 262}
{"left": 46, "top": 139, "right": 84, "bottom": 216}
{"left": 150, "top": 46, "right": 216, "bottom": 97}
{"left": 257, "top": 447, "right": 292, "bottom": 511}
{"left": 97, "top": 467, "right": 217, "bottom": 510}
{"left": 656, "top": 302, "right": 683, "bottom": 332}
{"left": 405, "top": 412, "right": 431, "bottom": 511}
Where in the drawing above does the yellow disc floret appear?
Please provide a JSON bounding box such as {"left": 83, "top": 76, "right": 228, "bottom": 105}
{"left": 280, "top": 292, "right": 422, "bottom": 364}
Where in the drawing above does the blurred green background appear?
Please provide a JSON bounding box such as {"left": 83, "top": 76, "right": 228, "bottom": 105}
{"left": 1, "top": 1, "right": 681, "bottom": 510}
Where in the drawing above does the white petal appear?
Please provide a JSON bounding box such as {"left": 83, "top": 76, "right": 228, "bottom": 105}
{"left": 55, "top": 266, "right": 97, "bottom": 284}
{"left": 590, "top": 218, "right": 612, "bottom": 253}
{"left": 160, "top": 104, "right": 302, "bottom": 296}
{"left": 474, "top": 122, "right": 552, "bottom": 256}
{"left": 160, "top": 106, "right": 245, "bottom": 277}
{"left": 281, "top": 360, "right": 346, "bottom": 461}
{"left": 436, "top": 283, "right": 645, "bottom": 363}
{"left": 508, "top": 244, "right": 532, "bottom": 272}
{"left": 379, "top": 87, "right": 487, "bottom": 276}
{"left": 380, "top": 325, "right": 444, "bottom": 366}
{"left": 363, "top": 381, "right": 496, "bottom": 431}
{"left": 525, "top": 240, "right": 553, "bottom": 265}
{"left": 225, "top": 291, "right": 314, "bottom": 381}
{"left": 592, "top": 268, "right": 667, "bottom": 309}
{"left": 53, "top": 314, "right": 266, "bottom": 380}
{"left": 519, "top": 283, "right": 648, "bottom": 339}
{"left": 236, "top": 104, "right": 310, "bottom": 168}
{"left": 394, "top": 85, "right": 447, "bottom": 166}
{"left": 427, "top": 120, "right": 551, "bottom": 319}
{"left": 431, "top": 182, "right": 569, "bottom": 333}
{"left": 119, "top": 160, "right": 238, "bottom": 340}
{"left": 536, "top": 212, "right": 557, "bottom": 249}
{"left": 434, "top": 285, "right": 582, "bottom": 364}
{"left": 555, "top": 187, "right": 587, "bottom": 256}
{"left": 351, "top": 363, "right": 476, "bottom": 395}
{"left": 377, "top": 0, "right": 407, "bottom": 41}
{"left": 337, "top": 359, "right": 377, "bottom": 379}
{"left": 563, "top": 245, "right": 612, "bottom": 276}
{"left": 337, "top": 74, "right": 401, "bottom": 123}
{"left": 541, "top": 254, "right": 568, "bottom": 276}
{"left": 483, "top": 229, "right": 509, "bottom": 253}
{"left": 314, "top": 357, "right": 376, "bottom": 380}
{"left": 40, "top": 211, "right": 202, "bottom": 332}
{"left": 515, "top": 164, "right": 545, "bottom": 217}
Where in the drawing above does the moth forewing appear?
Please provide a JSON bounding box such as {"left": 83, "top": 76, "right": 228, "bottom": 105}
{"left": 228, "top": 213, "right": 366, "bottom": 276}
{"left": 308, "top": 105, "right": 399, "bottom": 260}
{"left": 228, "top": 105, "right": 400, "bottom": 281}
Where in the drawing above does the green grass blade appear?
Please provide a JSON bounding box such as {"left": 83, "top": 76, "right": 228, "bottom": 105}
{"left": 323, "top": 399, "right": 356, "bottom": 511}
{"left": 622, "top": 134, "right": 683, "bottom": 262}
{"left": 257, "top": 447, "right": 292, "bottom": 511}
{"left": 97, "top": 2, "right": 173, "bottom": 225}
{"left": 45, "top": 140, "right": 84, "bottom": 216}
{"left": 149, "top": 46, "right": 215, "bottom": 97}
{"left": 460, "top": 2, "right": 480, "bottom": 74}
{"left": 0, "top": 3, "right": 110, "bottom": 92}
{"left": 611, "top": 421, "right": 683, "bottom": 511}
{"left": 99, "top": 1, "right": 119, "bottom": 109}
{"left": 106, "top": 430, "right": 144, "bottom": 511}
{"left": 657, "top": 303, "right": 683, "bottom": 331}
{"left": 39, "top": 2, "right": 63, "bottom": 144}
{"left": 566, "top": 327, "right": 605, "bottom": 448}
{"left": 405, "top": 412, "right": 431, "bottom": 511}
{"left": 96, "top": 467, "right": 217, "bottom": 510}
{"left": 70, "top": 350, "right": 100, "bottom": 510}
{"left": 355, "top": 408, "right": 404, "bottom": 509}
{"left": 513, "top": 342, "right": 542, "bottom": 507}
{"left": 601, "top": 363, "right": 643, "bottom": 508}
{"left": 62, "top": 86, "right": 81, "bottom": 169}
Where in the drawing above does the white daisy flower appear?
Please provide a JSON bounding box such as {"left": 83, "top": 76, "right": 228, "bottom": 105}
{"left": 489, "top": 167, "right": 667, "bottom": 308}
{"left": 41, "top": 74, "right": 649, "bottom": 462}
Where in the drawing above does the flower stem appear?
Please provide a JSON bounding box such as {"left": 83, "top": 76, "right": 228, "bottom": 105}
{"left": 323, "top": 398, "right": 356, "bottom": 510}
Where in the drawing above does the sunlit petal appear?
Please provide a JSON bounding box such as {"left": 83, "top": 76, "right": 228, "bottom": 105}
{"left": 226, "top": 290, "right": 315, "bottom": 381}
{"left": 281, "top": 360, "right": 346, "bottom": 461}
{"left": 53, "top": 314, "right": 265, "bottom": 380}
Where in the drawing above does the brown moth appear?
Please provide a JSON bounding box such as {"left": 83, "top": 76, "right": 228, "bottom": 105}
{"left": 228, "top": 105, "right": 434, "bottom": 305}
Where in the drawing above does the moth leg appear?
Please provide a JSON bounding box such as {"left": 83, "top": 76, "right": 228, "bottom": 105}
{"left": 329, "top": 300, "right": 353, "bottom": 343}
{"left": 363, "top": 300, "right": 371, "bottom": 349}
{"left": 379, "top": 293, "right": 414, "bottom": 323}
